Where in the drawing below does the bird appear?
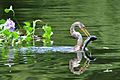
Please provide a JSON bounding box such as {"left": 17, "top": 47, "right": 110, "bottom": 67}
{"left": 70, "top": 22, "right": 90, "bottom": 51}
{"left": 69, "top": 21, "right": 97, "bottom": 74}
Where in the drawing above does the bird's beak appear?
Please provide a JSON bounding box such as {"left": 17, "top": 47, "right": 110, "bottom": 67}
{"left": 81, "top": 28, "right": 90, "bottom": 37}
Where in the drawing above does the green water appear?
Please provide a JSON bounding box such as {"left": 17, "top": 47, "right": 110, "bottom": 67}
{"left": 0, "top": 0, "right": 120, "bottom": 80}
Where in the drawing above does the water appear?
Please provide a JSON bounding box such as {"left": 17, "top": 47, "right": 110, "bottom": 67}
{"left": 0, "top": 0, "right": 120, "bottom": 80}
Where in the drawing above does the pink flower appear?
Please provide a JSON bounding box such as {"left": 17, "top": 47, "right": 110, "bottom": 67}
{"left": 4, "top": 18, "right": 15, "bottom": 32}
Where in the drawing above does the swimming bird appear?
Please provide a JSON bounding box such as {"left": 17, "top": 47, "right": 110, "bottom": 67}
{"left": 70, "top": 21, "right": 90, "bottom": 51}
{"left": 70, "top": 22, "right": 96, "bottom": 60}
{"left": 69, "top": 21, "right": 97, "bottom": 74}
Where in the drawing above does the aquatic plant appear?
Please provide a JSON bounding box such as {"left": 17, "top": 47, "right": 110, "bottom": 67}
{"left": 0, "top": 18, "right": 19, "bottom": 46}
{"left": 42, "top": 25, "right": 53, "bottom": 40}
{"left": 42, "top": 25, "right": 53, "bottom": 46}
{"left": 0, "top": 5, "right": 53, "bottom": 58}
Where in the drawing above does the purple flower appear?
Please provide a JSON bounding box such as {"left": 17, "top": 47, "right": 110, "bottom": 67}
{"left": 4, "top": 18, "right": 15, "bottom": 32}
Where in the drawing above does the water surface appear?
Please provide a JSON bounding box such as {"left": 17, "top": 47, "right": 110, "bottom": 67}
{"left": 0, "top": 0, "right": 120, "bottom": 80}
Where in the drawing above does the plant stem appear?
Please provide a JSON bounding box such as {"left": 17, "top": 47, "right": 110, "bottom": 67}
{"left": 32, "top": 19, "right": 42, "bottom": 46}
{"left": 12, "top": 10, "right": 21, "bottom": 29}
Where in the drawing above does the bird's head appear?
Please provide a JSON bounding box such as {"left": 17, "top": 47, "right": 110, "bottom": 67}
{"left": 72, "top": 22, "right": 90, "bottom": 37}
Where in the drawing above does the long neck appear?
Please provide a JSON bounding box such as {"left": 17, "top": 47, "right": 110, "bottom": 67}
{"left": 70, "top": 24, "right": 76, "bottom": 35}
{"left": 70, "top": 24, "right": 83, "bottom": 50}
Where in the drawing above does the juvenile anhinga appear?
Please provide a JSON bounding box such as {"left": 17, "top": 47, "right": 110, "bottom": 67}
{"left": 69, "top": 22, "right": 96, "bottom": 74}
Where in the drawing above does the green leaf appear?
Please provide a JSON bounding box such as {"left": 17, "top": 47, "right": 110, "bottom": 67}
{"left": 12, "top": 32, "right": 19, "bottom": 39}
{"left": 4, "top": 9, "right": 10, "bottom": 13}
{"left": 42, "top": 25, "right": 51, "bottom": 31}
{"left": 42, "top": 39, "right": 51, "bottom": 46}
{"left": 0, "top": 19, "right": 6, "bottom": 24}
{"left": 27, "top": 27, "right": 33, "bottom": 33}
{"left": 24, "top": 22, "right": 33, "bottom": 35}
{"left": 25, "top": 36, "right": 32, "bottom": 42}
{"left": 24, "top": 26, "right": 33, "bottom": 35}
{"left": 42, "top": 24, "right": 53, "bottom": 39}
{"left": 2, "top": 29, "right": 11, "bottom": 37}
{"left": 24, "top": 22, "right": 31, "bottom": 27}
{"left": 42, "top": 25, "right": 53, "bottom": 34}
{"left": 4, "top": 5, "right": 13, "bottom": 13}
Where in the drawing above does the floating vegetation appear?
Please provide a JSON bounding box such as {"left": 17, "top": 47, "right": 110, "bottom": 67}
{"left": 0, "top": 5, "right": 53, "bottom": 60}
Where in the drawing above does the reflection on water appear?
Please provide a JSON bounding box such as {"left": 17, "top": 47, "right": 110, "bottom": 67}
{"left": 0, "top": 52, "right": 120, "bottom": 80}
{"left": 0, "top": 0, "right": 120, "bottom": 80}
